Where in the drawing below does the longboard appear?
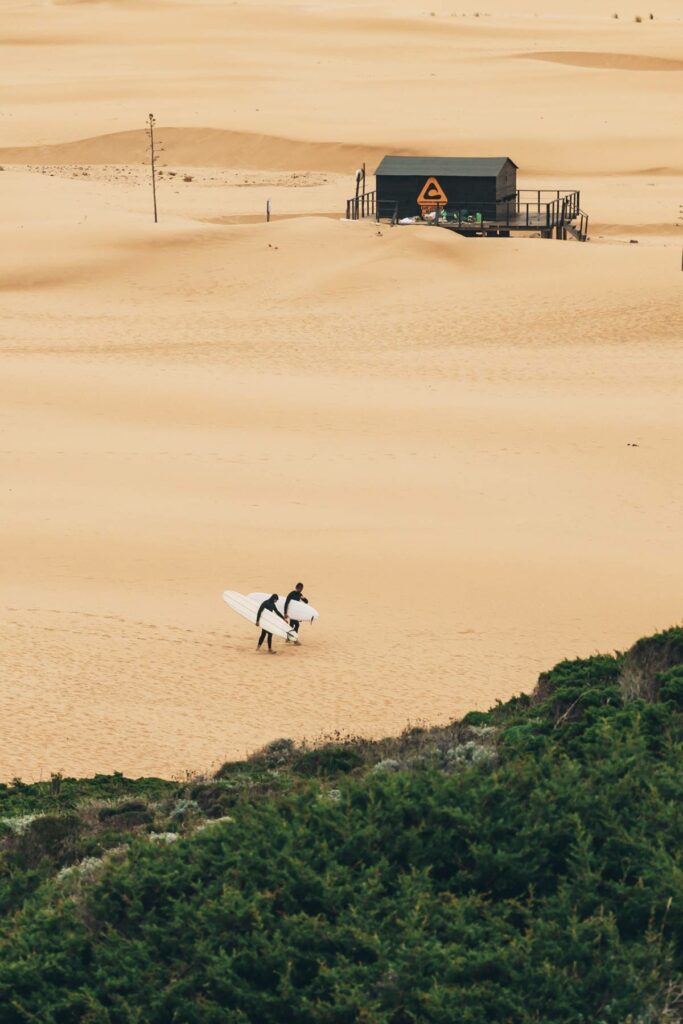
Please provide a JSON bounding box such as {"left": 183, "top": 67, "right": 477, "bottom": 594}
{"left": 222, "top": 591, "right": 299, "bottom": 643}
{"left": 247, "top": 592, "right": 319, "bottom": 623}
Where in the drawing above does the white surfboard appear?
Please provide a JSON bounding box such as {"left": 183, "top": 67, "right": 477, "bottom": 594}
{"left": 222, "top": 591, "right": 299, "bottom": 643}
{"left": 247, "top": 592, "right": 319, "bottom": 623}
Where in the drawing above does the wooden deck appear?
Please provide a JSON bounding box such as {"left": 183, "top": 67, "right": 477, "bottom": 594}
{"left": 442, "top": 211, "right": 556, "bottom": 234}
{"left": 346, "top": 189, "right": 589, "bottom": 241}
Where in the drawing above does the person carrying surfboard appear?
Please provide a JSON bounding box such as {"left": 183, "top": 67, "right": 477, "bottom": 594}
{"left": 256, "top": 594, "right": 288, "bottom": 653}
{"left": 284, "top": 582, "right": 307, "bottom": 637}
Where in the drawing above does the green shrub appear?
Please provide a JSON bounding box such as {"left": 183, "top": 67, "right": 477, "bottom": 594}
{"left": 190, "top": 780, "right": 240, "bottom": 817}
{"left": 659, "top": 666, "right": 683, "bottom": 709}
{"left": 292, "top": 745, "right": 364, "bottom": 776}
{"left": 98, "top": 799, "right": 149, "bottom": 821}
{"left": 98, "top": 800, "right": 153, "bottom": 830}
{"left": 8, "top": 812, "right": 82, "bottom": 870}
{"left": 460, "top": 710, "right": 491, "bottom": 727}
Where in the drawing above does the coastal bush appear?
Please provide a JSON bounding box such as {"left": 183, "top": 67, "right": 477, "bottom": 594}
{"left": 619, "top": 626, "right": 683, "bottom": 702}
{"left": 460, "top": 710, "right": 491, "bottom": 726}
{"left": 0, "top": 772, "right": 174, "bottom": 819}
{"left": 292, "top": 744, "right": 364, "bottom": 776}
{"left": 5, "top": 812, "right": 82, "bottom": 871}
{"left": 0, "top": 627, "right": 681, "bottom": 1021}
{"left": 189, "top": 779, "right": 241, "bottom": 817}
{"left": 250, "top": 736, "right": 296, "bottom": 767}
{"left": 660, "top": 666, "right": 683, "bottom": 709}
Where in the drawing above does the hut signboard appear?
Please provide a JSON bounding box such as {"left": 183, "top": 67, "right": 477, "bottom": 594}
{"left": 416, "top": 176, "right": 449, "bottom": 214}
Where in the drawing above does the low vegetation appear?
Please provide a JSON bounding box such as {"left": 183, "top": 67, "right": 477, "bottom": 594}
{"left": 1, "top": 627, "right": 682, "bottom": 1022}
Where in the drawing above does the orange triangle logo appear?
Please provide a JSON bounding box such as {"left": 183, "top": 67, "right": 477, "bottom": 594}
{"left": 417, "top": 176, "right": 448, "bottom": 205}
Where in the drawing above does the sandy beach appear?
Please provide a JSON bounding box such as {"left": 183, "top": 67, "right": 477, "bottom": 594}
{"left": 1, "top": 0, "right": 681, "bottom": 781}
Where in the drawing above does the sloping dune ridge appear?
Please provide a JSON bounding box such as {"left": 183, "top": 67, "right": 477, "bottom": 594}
{"left": 520, "top": 50, "right": 683, "bottom": 71}
{"left": 0, "top": 129, "right": 398, "bottom": 173}
{"left": 1, "top": 0, "right": 682, "bottom": 781}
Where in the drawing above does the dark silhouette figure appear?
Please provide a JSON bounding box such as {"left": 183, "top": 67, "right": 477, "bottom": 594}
{"left": 256, "top": 594, "right": 287, "bottom": 653}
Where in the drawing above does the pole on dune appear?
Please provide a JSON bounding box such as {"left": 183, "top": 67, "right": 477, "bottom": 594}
{"left": 147, "top": 113, "right": 158, "bottom": 224}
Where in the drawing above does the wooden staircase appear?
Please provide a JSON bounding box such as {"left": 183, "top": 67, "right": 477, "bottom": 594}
{"left": 566, "top": 210, "right": 589, "bottom": 242}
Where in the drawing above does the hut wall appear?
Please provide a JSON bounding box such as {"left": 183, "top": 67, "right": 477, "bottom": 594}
{"left": 377, "top": 174, "right": 500, "bottom": 219}
{"left": 495, "top": 161, "right": 517, "bottom": 200}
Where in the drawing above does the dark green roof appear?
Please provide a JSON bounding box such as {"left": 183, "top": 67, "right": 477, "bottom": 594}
{"left": 375, "top": 156, "right": 516, "bottom": 177}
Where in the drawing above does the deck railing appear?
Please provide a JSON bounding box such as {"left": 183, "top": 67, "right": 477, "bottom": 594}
{"left": 346, "top": 192, "right": 400, "bottom": 223}
{"left": 515, "top": 190, "right": 581, "bottom": 220}
{"left": 346, "top": 191, "right": 375, "bottom": 220}
{"left": 345, "top": 188, "right": 583, "bottom": 235}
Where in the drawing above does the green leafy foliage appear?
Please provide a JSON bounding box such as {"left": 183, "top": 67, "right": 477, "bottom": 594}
{"left": 0, "top": 772, "right": 174, "bottom": 819}
{"left": 292, "top": 745, "right": 365, "bottom": 776}
{"left": 660, "top": 666, "right": 683, "bottom": 709}
{"left": 0, "top": 628, "right": 682, "bottom": 1022}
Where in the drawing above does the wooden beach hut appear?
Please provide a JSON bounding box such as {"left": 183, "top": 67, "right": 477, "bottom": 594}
{"left": 346, "top": 154, "right": 587, "bottom": 240}
{"left": 374, "top": 156, "right": 518, "bottom": 220}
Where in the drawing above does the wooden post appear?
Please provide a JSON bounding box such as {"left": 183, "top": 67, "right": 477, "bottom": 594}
{"left": 148, "top": 113, "right": 158, "bottom": 224}
{"left": 266, "top": 198, "right": 271, "bottom": 223}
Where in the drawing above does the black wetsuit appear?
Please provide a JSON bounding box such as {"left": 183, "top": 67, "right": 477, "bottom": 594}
{"left": 256, "top": 596, "right": 287, "bottom": 650}
{"left": 284, "top": 590, "right": 304, "bottom": 633}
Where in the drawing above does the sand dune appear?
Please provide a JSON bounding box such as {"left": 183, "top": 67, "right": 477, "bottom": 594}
{"left": 0, "top": 129, "right": 399, "bottom": 173}
{"left": 3, "top": 132, "right": 680, "bottom": 179}
{"left": 521, "top": 51, "right": 683, "bottom": 71}
{"left": 2, "top": 209, "right": 679, "bottom": 357}
{"left": 1, "top": 0, "right": 682, "bottom": 781}
{"left": 2, "top": 196, "right": 681, "bottom": 781}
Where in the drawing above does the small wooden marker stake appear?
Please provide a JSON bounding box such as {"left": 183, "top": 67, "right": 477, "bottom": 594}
{"left": 266, "top": 198, "right": 272, "bottom": 223}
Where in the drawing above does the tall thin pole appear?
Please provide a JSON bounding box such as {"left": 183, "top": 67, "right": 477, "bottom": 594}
{"left": 148, "top": 113, "right": 158, "bottom": 224}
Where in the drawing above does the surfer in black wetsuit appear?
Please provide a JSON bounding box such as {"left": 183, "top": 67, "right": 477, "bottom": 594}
{"left": 256, "top": 594, "right": 287, "bottom": 653}
{"left": 284, "top": 582, "right": 307, "bottom": 637}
